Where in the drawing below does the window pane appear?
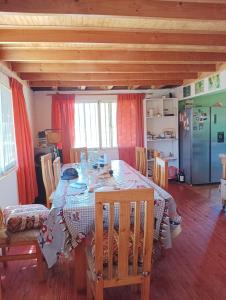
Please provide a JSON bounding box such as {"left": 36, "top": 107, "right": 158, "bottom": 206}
{"left": 75, "top": 102, "right": 99, "bottom": 148}
{"left": 85, "top": 103, "right": 99, "bottom": 148}
{"left": 0, "top": 84, "right": 16, "bottom": 176}
{"left": 111, "top": 102, "right": 117, "bottom": 147}
{"left": 100, "top": 102, "right": 117, "bottom": 148}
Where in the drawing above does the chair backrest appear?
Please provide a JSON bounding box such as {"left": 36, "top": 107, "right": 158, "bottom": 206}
{"left": 153, "top": 156, "right": 168, "bottom": 190}
{"left": 70, "top": 147, "right": 88, "bottom": 163}
{"left": 153, "top": 150, "right": 160, "bottom": 181}
{"left": 135, "top": 147, "right": 147, "bottom": 176}
{"left": 53, "top": 157, "right": 61, "bottom": 187}
{"left": 95, "top": 189, "right": 154, "bottom": 284}
{"left": 0, "top": 208, "right": 5, "bottom": 229}
{"left": 41, "top": 153, "right": 55, "bottom": 201}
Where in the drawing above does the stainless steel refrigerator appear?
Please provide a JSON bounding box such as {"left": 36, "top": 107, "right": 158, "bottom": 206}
{"left": 179, "top": 107, "right": 226, "bottom": 184}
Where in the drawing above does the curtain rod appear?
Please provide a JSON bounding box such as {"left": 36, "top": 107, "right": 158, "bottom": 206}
{"left": 44, "top": 88, "right": 172, "bottom": 96}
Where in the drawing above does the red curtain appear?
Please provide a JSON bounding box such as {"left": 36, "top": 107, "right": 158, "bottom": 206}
{"left": 51, "top": 94, "right": 75, "bottom": 163}
{"left": 10, "top": 78, "right": 38, "bottom": 204}
{"left": 117, "top": 93, "right": 144, "bottom": 168}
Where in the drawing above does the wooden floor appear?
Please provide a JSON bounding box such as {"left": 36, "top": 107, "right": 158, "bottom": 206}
{"left": 1, "top": 182, "right": 226, "bottom": 300}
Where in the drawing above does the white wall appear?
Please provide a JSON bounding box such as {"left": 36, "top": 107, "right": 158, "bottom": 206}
{"left": 33, "top": 92, "right": 52, "bottom": 138}
{"left": 0, "top": 64, "right": 35, "bottom": 208}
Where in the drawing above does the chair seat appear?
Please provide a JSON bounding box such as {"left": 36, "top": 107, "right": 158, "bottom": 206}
{"left": 0, "top": 229, "right": 40, "bottom": 246}
{"left": 3, "top": 204, "right": 49, "bottom": 233}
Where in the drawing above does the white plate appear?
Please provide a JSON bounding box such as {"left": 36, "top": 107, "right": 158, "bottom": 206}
{"left": 70, "top": 182, "right": 87, "bottom": 189}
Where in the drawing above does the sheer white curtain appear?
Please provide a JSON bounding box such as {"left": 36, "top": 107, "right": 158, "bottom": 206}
{"left": 0, "top": 83, "right": 16, "bottom": 175}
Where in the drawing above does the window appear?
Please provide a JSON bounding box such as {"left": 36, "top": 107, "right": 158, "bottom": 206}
{"left": 0, "top": 84, "right": 16, "bottom": 176}
{"left": 75, "top": 101, "right": 117, "bottom": 148}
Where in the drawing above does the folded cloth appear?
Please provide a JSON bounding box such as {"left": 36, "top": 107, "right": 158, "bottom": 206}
{"left": 61, "top": 168, "right": 78, "bottom": 180}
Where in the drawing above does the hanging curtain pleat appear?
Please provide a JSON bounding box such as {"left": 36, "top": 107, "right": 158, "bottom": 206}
{"left": 10, "top": 78, "right": 38, "bottom": 204}
{"left": 51, "top": 94, "right": 75, "bottom": 163}
{"left": 117, "top": 93, "right": 144, "bottom": 168}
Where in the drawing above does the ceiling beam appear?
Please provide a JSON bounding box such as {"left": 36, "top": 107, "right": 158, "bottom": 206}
{"left": 29, "top": 79, "right": 183, "bottom": 87}
{"left": 20, "top": 72, "right": 198, "bottom": 81}
{"left": 1, "top": 1, "right": 226, "bottom": 21}
{"left": 2, "top": 49, "right": 226, "bottom": 63}
{"left": 2, "top": 29, "right": 226, "bottom": 46}
{"left": 11, "top": 63, "right": 217, "bottom": 73}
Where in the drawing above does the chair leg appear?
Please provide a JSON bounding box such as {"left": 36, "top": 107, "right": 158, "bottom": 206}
{"left": 0, "top": 275, "right": 2, "bottom": 300}
{"left": 87, "top": 275, "right": 93, "bottom": 300}
{"left": 141, "top": 275, "right": 151, "bottom": 300}
{"left": 95, "top": 279, "right": 104, "bottom": 300}
{"left": 1, "top": 248, "right": 7, "bottom": 268}
{"left": 35, "top": 243, "right": 45, "bottom": 282}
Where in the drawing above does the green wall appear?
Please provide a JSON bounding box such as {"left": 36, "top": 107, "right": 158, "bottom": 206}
{"left": 179, "top": 90, "right": 226, "bottom": 112}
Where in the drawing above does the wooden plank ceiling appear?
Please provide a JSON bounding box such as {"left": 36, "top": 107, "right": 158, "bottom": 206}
{"left": 1, "top": 0, "right": 226, "bottom": 91}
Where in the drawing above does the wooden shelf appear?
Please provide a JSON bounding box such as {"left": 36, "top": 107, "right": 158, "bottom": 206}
{"left": 147, "top": 138, "right": 178, "bottom": 142}
{"left": 146, "top": 115, "right": 176, "bottom": 119}
{"left": 147, "top": 157, "right": 177, "bottom": 162}
{"left": 145, "top": 95, "right": 179, "bottom": 170}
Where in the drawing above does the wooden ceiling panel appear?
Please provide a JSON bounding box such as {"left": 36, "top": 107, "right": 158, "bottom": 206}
{"left": 29, "top": 79, "right": 183, "bottom": 87}
{"left": 3, "top": 43, "right": 226, "bottom": 53}
{"left": 2, "top": 29, "right": 226, "bottom": 47}
{"left": 20, "top": 72, "right": 198, "bottom": 81}
{"left": 1, "top": 14, "right": 226, "bottom": 34}
{"left": 2, "top": 49, "right": 226, "bottom": 63}
{"left": 1, "top": 1, "right": 226, "bottom": 20}
{"left": 12, "top": 63, "right": 216, "bottom": 73}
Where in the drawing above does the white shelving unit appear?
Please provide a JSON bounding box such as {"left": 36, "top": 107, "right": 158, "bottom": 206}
{"left": 144, "top": 95, "right": 179, "bottom": 177}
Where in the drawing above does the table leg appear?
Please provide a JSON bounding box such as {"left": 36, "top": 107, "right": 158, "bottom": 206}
{"left": 74, "top": 239, "right": 87, "bottom": 293}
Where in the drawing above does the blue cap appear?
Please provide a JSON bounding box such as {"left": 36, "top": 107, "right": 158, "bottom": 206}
{"left": 61, "top": 168, "right": 78, "bottom": 180}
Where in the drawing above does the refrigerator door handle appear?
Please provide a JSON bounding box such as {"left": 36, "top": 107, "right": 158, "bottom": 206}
{"left": 214, "top": 114, "right": 217, "bottom": 124}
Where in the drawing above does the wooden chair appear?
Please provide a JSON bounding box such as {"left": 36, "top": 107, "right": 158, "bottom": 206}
{"left": 86, "top": 188, "right": 154, "bottom": 300}
{"left": 153, "top": 156, "right": 168, "bottom": 190}
{"left": 135, "top": 147, "right": 147, "bottom": 176}
{"left": 70, "top": 147, "right": 88, "bottom": 163}
{"left": 53, "top": 156, "right": 61, "bottom": 188}
{"left": 41, "top": 153, "right": 55, "bottom": 209}
{"left": 0, "top": 209, "right": 45, "bottom": 283}
{"left": 152, "top": 150, "right": 160, "bottom": 181}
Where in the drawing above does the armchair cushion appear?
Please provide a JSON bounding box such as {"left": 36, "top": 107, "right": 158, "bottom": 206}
{"left": 3, "top": 204, "right": 49, "bottom": 233}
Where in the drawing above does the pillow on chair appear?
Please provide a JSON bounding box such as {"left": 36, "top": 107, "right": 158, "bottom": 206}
{"left": 3, "top": 204, "right": 49, "bottom": 233}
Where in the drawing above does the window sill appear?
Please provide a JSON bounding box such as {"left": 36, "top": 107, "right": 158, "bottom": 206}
{"left": 0, "top": 166, "right": 18, "bottom": 182}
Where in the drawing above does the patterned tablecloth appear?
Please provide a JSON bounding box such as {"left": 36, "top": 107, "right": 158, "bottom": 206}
{"left": 38, "top": 160, "right": 182, "bottom": 268}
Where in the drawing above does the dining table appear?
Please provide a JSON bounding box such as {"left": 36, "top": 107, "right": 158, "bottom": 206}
{"left": 38, "top": 159, "right": 181, "bottom": 292}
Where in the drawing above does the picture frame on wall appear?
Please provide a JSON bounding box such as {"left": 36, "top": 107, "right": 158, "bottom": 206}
{"left": 208, "top": 74, "right": 220, "bottom": 90}
{"left": 183, "top": 85, "right": 191, "bottom": 98}
{"left": 195, "top": 80, "right": 204, "bottom": 94}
